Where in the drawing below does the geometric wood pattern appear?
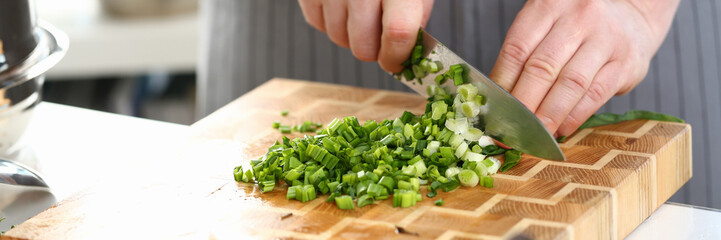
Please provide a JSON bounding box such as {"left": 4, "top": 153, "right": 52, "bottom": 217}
{"left": 1, "top": 79, "right": 691, "bottom": 240}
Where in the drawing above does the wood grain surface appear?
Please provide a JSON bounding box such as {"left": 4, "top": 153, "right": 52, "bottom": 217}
{"left": 2, "top": 79, "right": 692, "bottom": 240}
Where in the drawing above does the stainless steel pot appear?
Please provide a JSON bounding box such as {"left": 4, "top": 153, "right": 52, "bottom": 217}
{"left": 0, "top": 0, "right": 68, "bottom": 156}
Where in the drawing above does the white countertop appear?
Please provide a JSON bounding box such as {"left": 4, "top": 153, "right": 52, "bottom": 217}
{"left": 20, "top": 102, "right": 188, "bottom": 200}
{"left": 1, "top": 103, "right": 720, "bottom": 239}
{"left": 627, "top": 203, "right": 721, "bottom": 239}
{"left": 1, "top": 102, "right": 188, "bottom": 230}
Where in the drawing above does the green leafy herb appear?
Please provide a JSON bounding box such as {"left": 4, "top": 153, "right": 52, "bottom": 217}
{"left": 434, "top": 198, "right": 444, "bottom": 206}
{"left": 500, "top": 149, "right": 522, "bottom": 172}
{"left": 481, "top": 145, "right": 506, "bottom": 156}
{"left": 579, "top": 110, "right": 683, "bottom": 130}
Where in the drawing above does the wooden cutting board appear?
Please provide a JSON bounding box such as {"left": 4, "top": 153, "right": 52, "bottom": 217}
{"left": 2, "top": 78, "right": 691, "bottom": 240}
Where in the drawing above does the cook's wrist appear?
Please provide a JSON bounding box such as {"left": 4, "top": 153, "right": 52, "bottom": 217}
{"left": 629, "top": 0, "right": 681, "bottom": 46}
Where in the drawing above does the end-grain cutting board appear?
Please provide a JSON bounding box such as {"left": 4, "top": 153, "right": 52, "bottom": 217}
{"left": 2, "top": 79, "right": 691, "bottom": 240}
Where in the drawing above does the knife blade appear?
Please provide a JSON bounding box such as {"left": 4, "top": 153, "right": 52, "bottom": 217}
{"left": 395, "top": 30, "right": 565, "bottom": 161}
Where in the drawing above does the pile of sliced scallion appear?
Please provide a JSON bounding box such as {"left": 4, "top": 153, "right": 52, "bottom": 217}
{"left": 233, "top": 29, "right": 523, "bottom": 209}
{"left": 233, "top": 79, "right": 522, "bottom": 210}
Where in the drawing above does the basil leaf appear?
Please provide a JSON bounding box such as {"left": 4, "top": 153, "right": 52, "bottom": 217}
{"left": 579, "top": 110, "right": 684, "bottom": 130}
{"left": 481, "top": 145, "right": 506, "bottom": 155}
{"left": 500, "top": 150, "right": 522, "bottom": 172}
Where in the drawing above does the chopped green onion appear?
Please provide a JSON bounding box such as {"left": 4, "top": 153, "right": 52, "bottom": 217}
{"left": 301, "top": 185, "right": 316, "bottom": 202}
{"left": 434, "top": 198, "right": 444, "bottom": 206}
{"left": 411, "top": 158, "right": 427, "bottom": 177}
{"left": 474, "top": 95, "right": 486, "bottom": 106}
{"left": 287, "top": 185, "right": 299, "bottom": 199}
{"left": 411, "top": 45, "right": 423, "bottom": 64}
{"left": 412, "top": 65, "right": 427, "bottom": 79}
{"left": 357, "top": 194, "right": 374, "bottom": 208}
{"left": 367, "top": 183, "right": 383, "bottom": 198}
{"left": 446, "top": 118, "right": 468, "bottom": 135}
{"left": 457, "top": 84, "right": 478, "bottom": 102}
{"left": 427, "top": 84, "right": 439, "bottom": 96}
{"left": 420, "top": 58, "right": 431, "bottom": 71}
{"left": 445, "top": 167, "right": 461, "bottom": 178}
{"left": 430, "top": 61, "right": 443, "bottom": 73}
{"left": 461, "top": 127, "right": 483, "bottom": 142}
{"left": 427, "top": 191, "right": 438, "bottom": 198}
{"left": 450, "top": 65, "right": 466, "bottom": 86}
{"left": 279, "top": 125, "right": 291, "bottom": 134}
{"left": 402, "top": 68, "right": 415, "bottom": 81}
{"left": 471, "top": 145, "right": 482, "bottom": 153}
{"left": 272, "top": 121, "right": 281, "bottom": 129}
{"left": 395, "top": 190, "right": 419, "bottom": 208}
{"left": 427, "top": 141, "right": 441, "bottom": 155}
{"left": 398, "top": 180, "right": 412, "bottom": 190}
{"left": 431, "top": 101, "right": 448, "bottom": 120}
{"left": 463, "top": 151, "right": 485, "bottom": 162}
{"left": 458, "top": 169, "right": 479, "bottom": 187}
{"left": 455, "top": 142, "right": 469, "bottom": 159}
{"left": 481, "top": 176, "right": 494, "bottom": 188}
{"left": 281, "top": 110, "right": 289, "bottom": 116}
{"left": 409, "top": 178, "right": 420, "bottom": 192}
{"left": 335, "top": 195, "right": 355, "bottom": 210}
{"left": 439, "top": 146, "right": 455, "bottom": 159}
{"left": 379, "top": 176, "right": 396, "bottom": 191}
{"left": 261, "top": 180, "right": 276, "bottom": 193}
{"left": 477, "top": 136, "right": 494, "bottom": 147}
{"left": 233, "top": 166, "right": 244, "bottom": 182}
{"left": 473, "top": 161, "right": 488, "bottom": 177}
{"left": 461, "top": 101, "right": 481, "bottom": 118}
{"left": 485, "top": 157, "right": 501, "bottom": 174}
{"left": 435, "top": 74, "right": 447, "bottom": 85}
{"left": 440, "top": 178, "right": 460, "bottom": 192}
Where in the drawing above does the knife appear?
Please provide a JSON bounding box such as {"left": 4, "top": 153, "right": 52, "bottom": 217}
{"left": 395, "top": 30, "right": 565, "bottom": 161}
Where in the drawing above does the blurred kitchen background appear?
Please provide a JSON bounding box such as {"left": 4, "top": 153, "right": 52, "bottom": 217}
{"left": 37, "top": 0, "right": 720, "bottom": 209}
{"left": 38, "top": 0, "right": 198, "bottom": 125}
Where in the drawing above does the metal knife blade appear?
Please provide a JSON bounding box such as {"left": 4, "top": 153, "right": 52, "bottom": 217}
{"left": 396, "top": 30, "right": 565, "bottom": 161}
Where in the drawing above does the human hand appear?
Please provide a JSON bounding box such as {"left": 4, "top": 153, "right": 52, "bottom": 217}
{"left": 489, "top": 0, "right": 679, "bottom": 137}
{"left": 298, "top": 0, "right": 434, "bottom": 73}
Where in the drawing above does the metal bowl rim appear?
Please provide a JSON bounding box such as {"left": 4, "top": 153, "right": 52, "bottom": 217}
{"left": 0, "top": 21, "right": 68, "bottom": 90}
